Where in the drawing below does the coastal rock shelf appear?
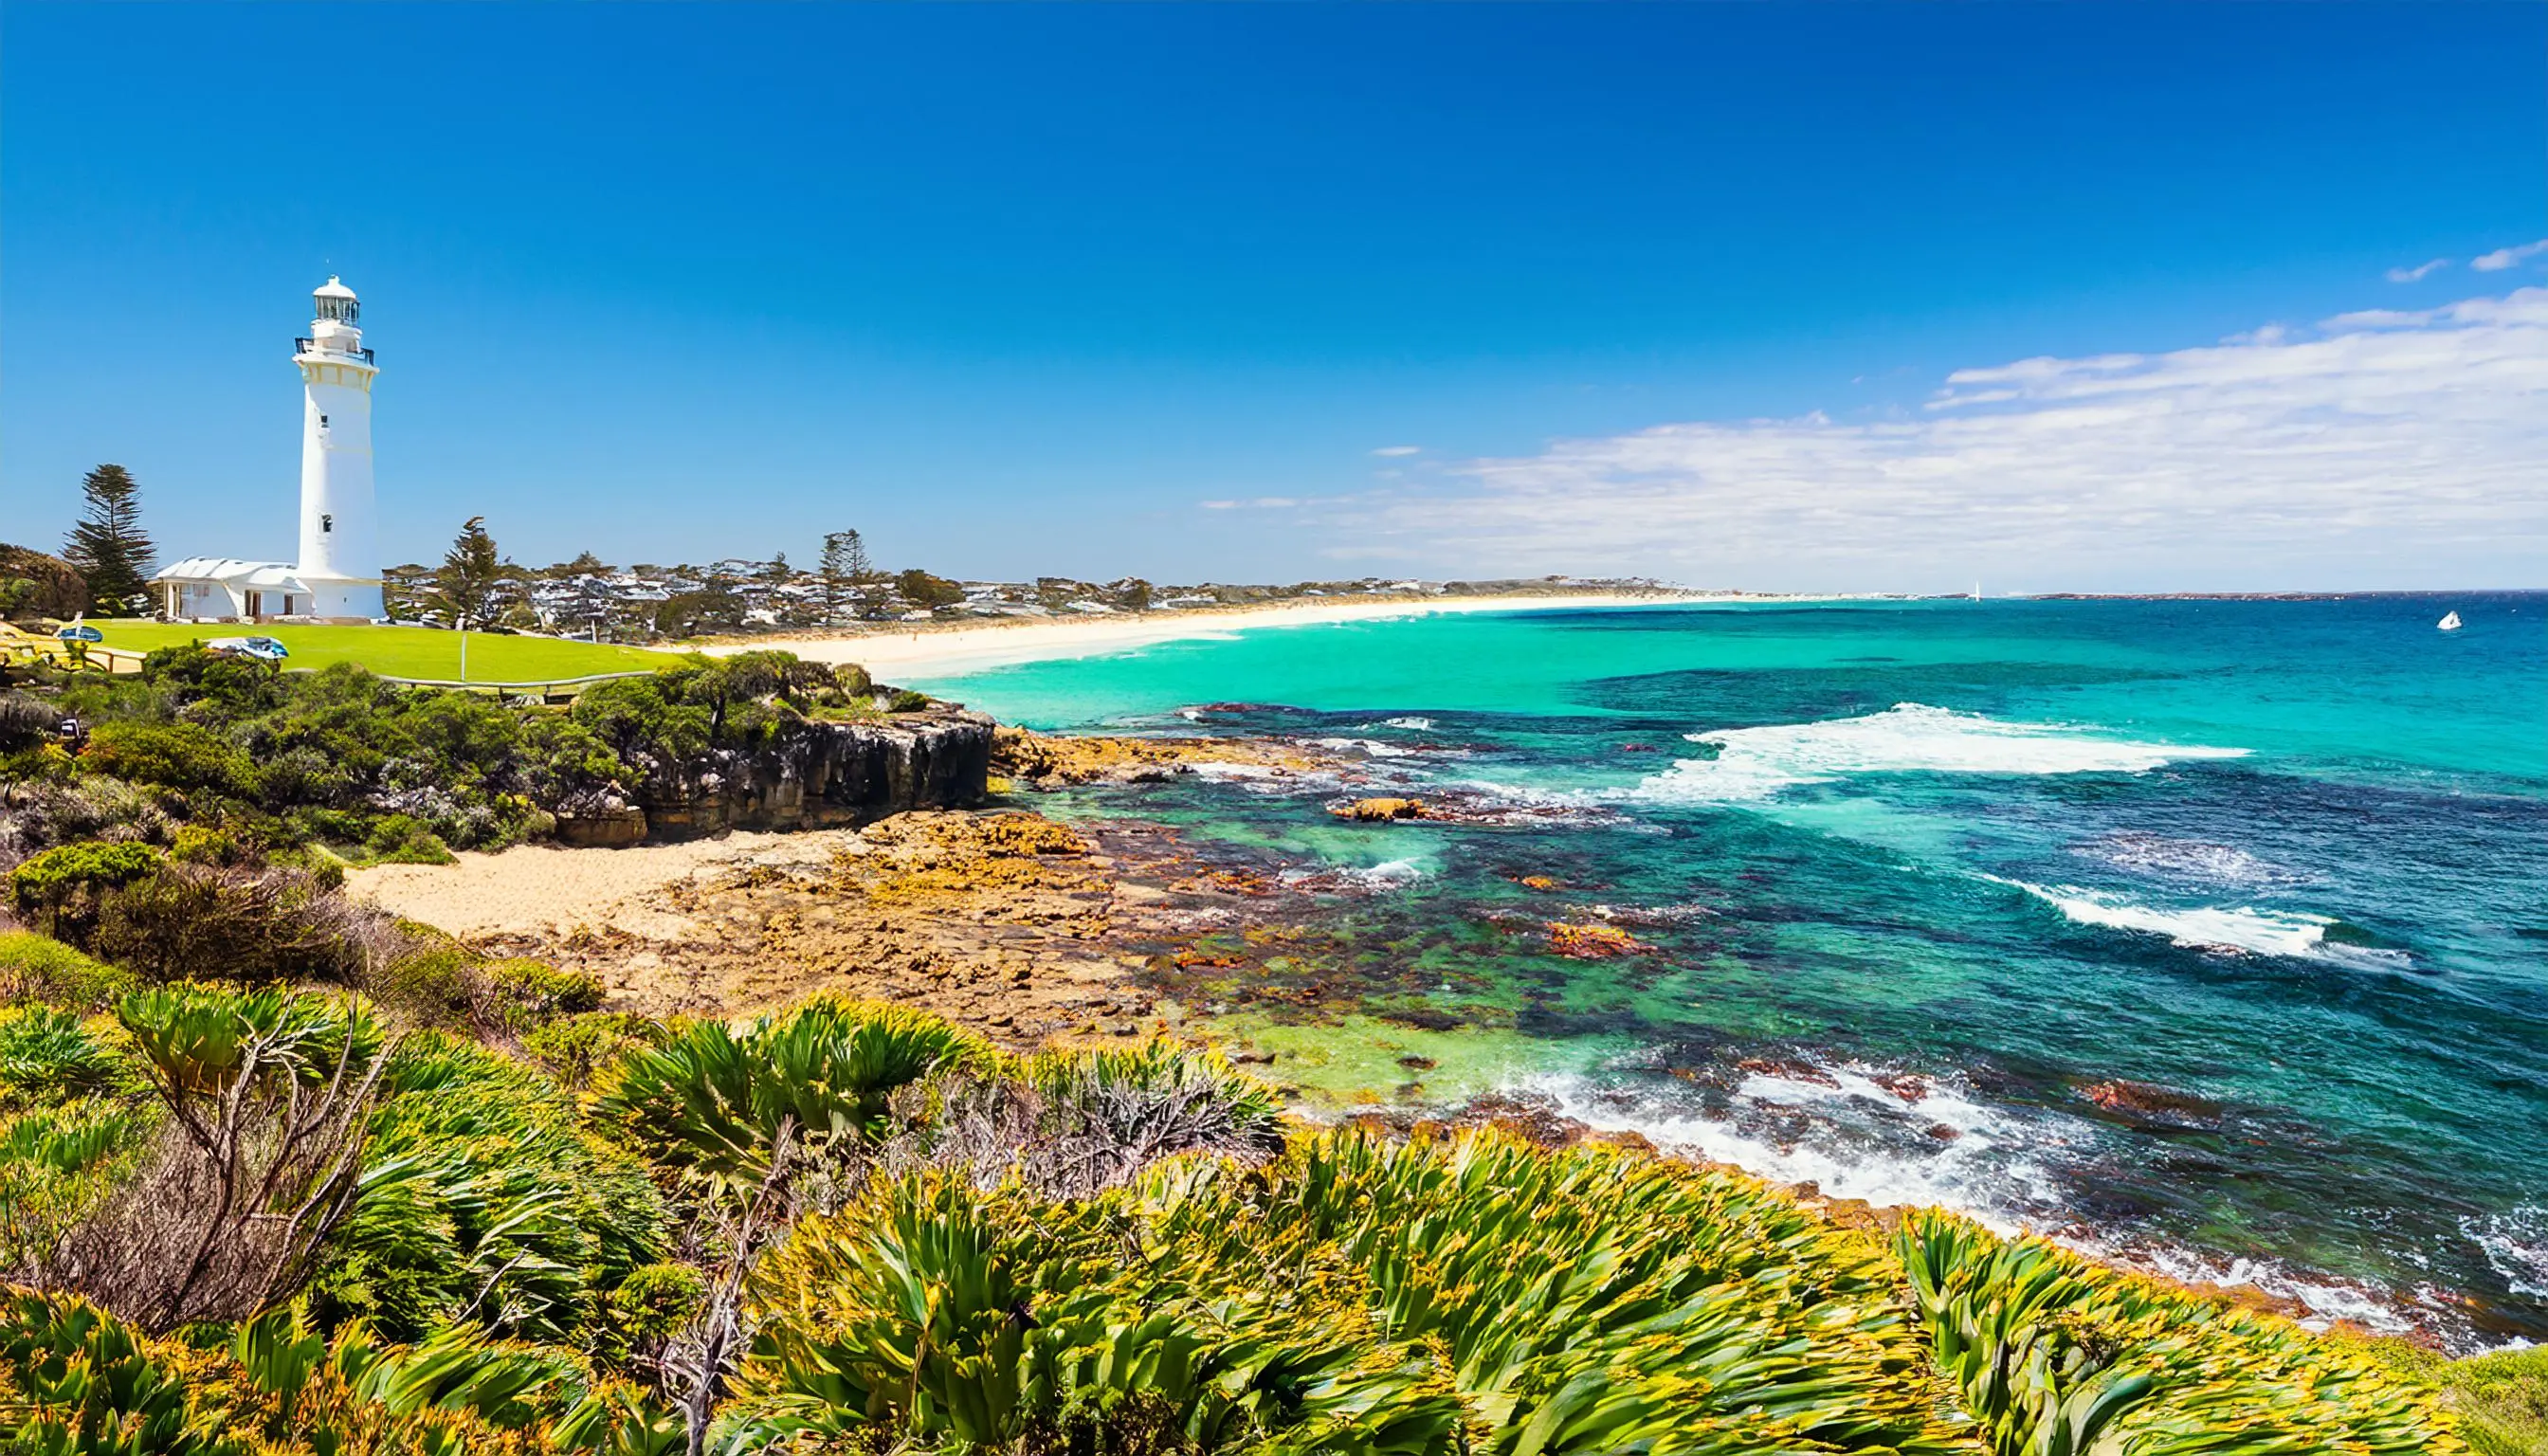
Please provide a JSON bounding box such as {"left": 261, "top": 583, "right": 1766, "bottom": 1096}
{"left": 558, "top": 709, "right": 996, "bottom": 845}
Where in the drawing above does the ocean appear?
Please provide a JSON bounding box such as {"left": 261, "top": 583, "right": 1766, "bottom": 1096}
{"left": 909, "top": 594, "right": 2548, "bottom": 1347}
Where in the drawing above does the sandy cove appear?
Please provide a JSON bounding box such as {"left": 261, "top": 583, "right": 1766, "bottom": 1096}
{"left": 697, "top": 591, "right": 1813, "bottom": 679}
{"left": 344, "top": 735, "right": 1340, "bottom": 1047}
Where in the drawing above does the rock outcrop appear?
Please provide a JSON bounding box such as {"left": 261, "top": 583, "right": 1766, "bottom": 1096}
{"left": 558, "top": 709, "right": 995, "bottom": 844}
{"left": 992, "top": 726, "right": 1319, "bottom": 785}
{"left": 1332, "top": 797, "right": 1427, "bottom": 822}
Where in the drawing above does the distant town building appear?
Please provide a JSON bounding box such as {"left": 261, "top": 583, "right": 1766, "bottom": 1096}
{"left": 155, "top": 278, "right": 386, "bottom": 622}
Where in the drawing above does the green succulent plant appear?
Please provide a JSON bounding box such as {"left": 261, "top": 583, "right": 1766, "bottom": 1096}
{"left": 1896, "top": 1209, "right": 2463, "bottom": 1456}
{"left": 592, "top": 996, "right": 992, "bottom": 1197}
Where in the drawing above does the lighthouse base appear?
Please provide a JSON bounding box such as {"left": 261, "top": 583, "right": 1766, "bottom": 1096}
{"left": 302, "top": 581, "right": 386, "bottom": 621}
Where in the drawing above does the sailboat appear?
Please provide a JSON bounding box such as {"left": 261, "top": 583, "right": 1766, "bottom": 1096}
{"left": 2437, "top": 610, "right": 2463, "bottom": 631}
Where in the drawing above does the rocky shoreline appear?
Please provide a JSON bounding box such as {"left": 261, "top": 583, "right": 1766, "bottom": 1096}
{"left": 350, "top": 726, "right": 2467, "bottom": 1349}
{"left": 555, "top": 707, "right": 998, "bottom": 846}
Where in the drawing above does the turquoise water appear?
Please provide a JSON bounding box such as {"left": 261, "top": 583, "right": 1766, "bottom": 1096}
{"left": 915, "top": 596, "right": 2548, "bottom": 1344}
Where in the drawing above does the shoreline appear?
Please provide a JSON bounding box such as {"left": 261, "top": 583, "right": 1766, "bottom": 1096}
{"left": 346, "top": 794, "right": 2446, "bottom": 1348}
{"left": 697, "top": 590, "right": 1827, "bottom": 679}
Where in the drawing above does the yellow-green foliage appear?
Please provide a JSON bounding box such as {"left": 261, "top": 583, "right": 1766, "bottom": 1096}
{"left": 735, "top": 1127, "right": 1974, "bottom": 1455}
{"left": 0, "top": 1285, "right": 682, "bottom": 1454}
{"left": 1897, "top": 1209, "right": 2462, "bottom": 1455}
{"left": 315, "top": 1034, "right": 669, "bottom": 1344}
{"left": 520, "top": 1011, "right": 662, "bottom": 1093}
{"left": 0, "top": 1006, "right": 152, "bottom": 1284}
{"left": 592, "top": 996, "right": 993, "bottom": 1197}
{"left": 2365, "top": 1338, "right": 2548, "bottom": 1456}
{"left": 371, "top": 938, "right": 606, "bottom": 1034}
{"left": 737, "top": 1170, "right": 1464, "bottom": 1454}
{"left": 0, "top": 931, "right": 136, "bottom": 1011}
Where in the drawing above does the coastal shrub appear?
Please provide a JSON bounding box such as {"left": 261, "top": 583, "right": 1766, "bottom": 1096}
{"left": 363, "top": 811, "right": 458, "bottom": 864}
{"left": 831, "top": 662, "right": 873, "bottom": 696}
{"left": 87, "top": 862, "right": 362, "bottom": 985}
{"left": 0, "top": 773, "right": 173, "bottom": 864}
{"left": 16, "top": 646, "right": 887, "bottom": 857}
{"left": 7, "top": 840, "right": 165, "bottom": 942}
{"left": 0, "top": 930, "right": 136, "bottom": 1010}
{"left": 0, "top": 1005, "right": 138, "bottom": 1109}
{"left": 929, "top": 1040, "right": 1287, "bottom": 1196}
{"left": 80, "top": 719, "right": 256, "bottom": 796}
{"left": 365, "top": 943, "right": 603, "bottom": 1035}
{"left": 314, "top": 1033, "right": 668, "bottom": 1344}
{"left": 370, "top": 941, "right": 487, "bottom": 1028}
{"left": 886, "top": 687, "right": 930, "bottom": 713}
{"left": 30, "top": 985, "right": 388, "bottom": 1331}
{"left": 572, "top": 674, "right": 714, "bottom": 767}
{"left": 730, "top": 1128, "right": 1965, "bottom": 1454}
{"left": 592, "top": 997, "right": 992, "bottom": 1197}
{"left": 168, "top": 822, "right": 249, "bottom": 866}
{"left": 1896, "top": 1209, "right": 2463, "bottom": 1456}
{"left": 140, "top": 642, "right": 284, "bottom": 715}
{"left": 732, "top": 1172, "right": 1461, "bottom": 1454}
{"left": 484, "top": 958, "right": 606, "bottom": 1025}
{"left": 0, "top": 691, "right": 60, "bottom": 753}
{"left": 521, "top": 1011, "right": 661, "bottom": 1093}
{"left": 0, "top": 1100, "right": 155, "bottom": 1292}
{"left": 0, "top": 1285, "right": 680, "bottom": 1454}
{"left": 594, "top": 1260, "right": 706, "bottom": 1372}
{"left": 2366, "top": 1338, "right": 2548, "bottom": 1456}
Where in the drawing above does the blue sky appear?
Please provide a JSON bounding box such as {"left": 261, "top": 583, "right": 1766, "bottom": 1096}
{"left": 5, "top": 3, "right": 2542, "bottom": 591}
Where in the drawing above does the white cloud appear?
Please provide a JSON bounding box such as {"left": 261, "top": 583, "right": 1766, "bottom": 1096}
{"left": 1371, "top": 445, "right": 1422, "bottom": 457}
{"left": 2386, "top": 259, "right": 2448, "bottom": 283}
{"left": 1300, "top": 289, "right": 2548, "bottom": 589}
{"left": 1199, "top": 497, "right": 1301, "bottom": 511}
{"left": 2471, "top": 239, "right": 2548, "bottom": 272}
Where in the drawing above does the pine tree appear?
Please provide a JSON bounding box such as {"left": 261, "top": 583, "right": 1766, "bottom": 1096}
{"left": 820, "top": 530, "right": 873, "bottom": 625}
{"left": 431, "top": 517, "right": 504, "bottom": 630}
{"left": 63, "top": 464, "right": 156, "bottom": 615}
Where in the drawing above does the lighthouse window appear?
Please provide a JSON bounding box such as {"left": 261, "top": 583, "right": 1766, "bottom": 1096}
{"left": 321, "top": 514, "right": 334, "bottom": 534}
{"left": 319, "top": 414, "right": 329, "bottom": 426}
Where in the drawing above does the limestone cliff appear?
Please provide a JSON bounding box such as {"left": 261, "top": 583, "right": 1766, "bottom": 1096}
{"left": 556, "top": 709, "right": 994, "bottom": 846}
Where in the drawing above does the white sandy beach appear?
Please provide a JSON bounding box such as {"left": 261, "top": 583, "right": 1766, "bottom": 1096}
{"left": 705, "top": 592, "right": 1800, "bottom": 679}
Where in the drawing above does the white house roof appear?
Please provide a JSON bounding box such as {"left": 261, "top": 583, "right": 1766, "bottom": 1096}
{"left": 155, "top": 557, "right": 313, "bottom": 591}
{"left": 314, "top": 277, "right": 357, "bottom": 300}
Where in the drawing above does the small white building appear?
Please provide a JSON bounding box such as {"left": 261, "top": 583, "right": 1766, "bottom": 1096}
{"left": 154, "top": 277, "right": 387, "bottom": 623}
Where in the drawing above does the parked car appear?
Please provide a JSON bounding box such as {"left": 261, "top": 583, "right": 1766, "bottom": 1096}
{"left": 206, "top": 635, "right": 289, "bottom": 663}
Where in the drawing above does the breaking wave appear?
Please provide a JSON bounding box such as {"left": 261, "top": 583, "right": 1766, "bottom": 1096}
{"left": 1528, "top": 1063, "right": 2077, "bottom": 1234}
{"left": 2469, "top": 1207, "right": 2548, "bottom": 1300}
{"left": 1996, "top": 878, "right": 2409, "bottom": 968}
{"left": 1632, "top": 703, "right": 2248, "bottom": 803}
{"left": 2120, "top": 1246, "right": 2418, "bottom": 1336}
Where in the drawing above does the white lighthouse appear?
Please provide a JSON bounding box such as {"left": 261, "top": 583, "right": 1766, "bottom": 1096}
{"left": 291, "top": 278, "right": 384, "bottom": 618}
{"left": 154, "top": 276, "right": 387, "bottom": 622}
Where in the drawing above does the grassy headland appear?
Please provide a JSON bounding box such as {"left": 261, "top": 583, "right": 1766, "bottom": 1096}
{"left": 88, "top": 621, "right": 684, "bottom": 681}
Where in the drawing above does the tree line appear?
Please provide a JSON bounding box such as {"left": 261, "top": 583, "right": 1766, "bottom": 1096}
{"left": 7, "top": 462, "right": 974, "bottom": 635}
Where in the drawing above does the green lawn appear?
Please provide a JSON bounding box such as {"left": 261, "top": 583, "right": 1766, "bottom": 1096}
{"left": 90, "top": 623, "right": 685, "bottom": 682}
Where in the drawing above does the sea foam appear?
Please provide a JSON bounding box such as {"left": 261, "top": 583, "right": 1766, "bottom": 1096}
{"left": 2073, "top": 831, "right": 2304, "bottom": 889}
{"left": 1528, "top": 1064, "right": 2073, "bottom": 1235}
{"left": 2468, "top": 1206, "right": 2548, "bottom": 1300}
{"left": 1633, "top": 703, "right": 2248, "bottom": 803}
{"left": 1995, "top": 878, "right": 2408, "bottom": 967}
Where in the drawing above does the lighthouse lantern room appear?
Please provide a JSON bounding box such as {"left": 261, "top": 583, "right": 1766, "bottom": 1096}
{"left": 154, "top": 277, "right": 388, "bottom": 623}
